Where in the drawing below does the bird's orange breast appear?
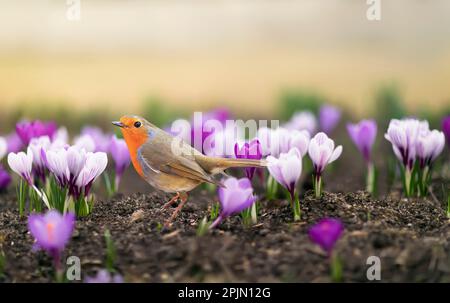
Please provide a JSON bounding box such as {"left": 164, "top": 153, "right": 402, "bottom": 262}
{"left": 121, "top": 130, "right": 148, "bottom": 178}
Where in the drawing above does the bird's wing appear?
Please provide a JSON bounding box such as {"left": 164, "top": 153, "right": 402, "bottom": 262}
{"left": 138, "top": 133, "right": 221, "bottom": 186}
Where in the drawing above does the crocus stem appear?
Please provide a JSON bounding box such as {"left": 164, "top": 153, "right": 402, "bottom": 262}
{"left": 17, "top": 179, "right": 28, "bottom": 217}
{"left": 314, "top": 174, "right": 322, "bottom": 198}
{"left": 196, "top": 217, "right": 209, "bottom": 237}
{"left": 250, "top": 202, "right": 257, "bottom": 224}
{"left": 266, "top": 176, "right": 278, "bottom": 199}
{"left": 115, "top": 175, "right": 121, "bottom": 194}
{"left": 31, "top": 185, "right": 50, "bottom": 210}
{"left": 418, "top": 165, "right": 430, "bottom": 197}
{"left": 292, "top": 193, "right": 301, "bottom": 221}
{"left": 103, "top": 172, "right": 115, "bottom": 198}
{"left": 330, "top": 252, "right": 343, "bottom": 283}
{"left": 366, "top": 162, "right": 376, "bottom": 194}
{"left": 404, "top": 168, "right": 412, "bottom": 197}
{"left": 52, "top": 251, "right": 64, "bottom": 283}
{"left": 208, "top": 215, "right": 223, "bottom": 229}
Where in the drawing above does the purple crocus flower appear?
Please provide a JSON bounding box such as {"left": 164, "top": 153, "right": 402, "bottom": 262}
{"left": 109, "top": 135, "right": 131, "bottom": 189}
{"left": 192, "top": 108, "right": 231, "bottom": 153}
{"left": 257, "top": 127, "right": 282, "bottom": 157}
{"left": 257, "top": 127, "right": 310, "bottom": 158}
{"left": 7, "top": 147, "right": 34, "bottom": 185}
{"left": 6, "top": 132, "right": 23, "bottom": 153}
{"left": 28, "top": 210, "right": 75, "bottom": 269}
{"left": 319, "top": 105, "right": 341, "bottom": 134}
{"left": 384, "top": 118, "right": 427, "bottom": 170}
{"left": 54, "top": 127, "right": 69, "bottom": 144}
{"left": 288, "top": 130, "right": 310, "bottom": 157}
{"left": 209, "top": 177, "right": 256, "bottom": 229}
{"left": 442, "top": 116, "right": 450, "bottom": 147}
{"left": 75, "top": 152, "right": 108, "bottom": 197}
{"left": 416, "top": 129, "right": 445, "bottom": 169}
{"left": 203, "top": 125, "right": 239, "bottom": 158}
{"left": 85, "top": 270, "right": 124, "bottom": 283}
{"left": 0, "top": 166, "right": 12, "bottom": 191}
{"left": 80, "top": 127, "right": 112, "bottom": 153}
{"left": 385, "top": 118, "right": 429, "bottom": 197}
{"left": 16, "top": 120, "right": 57, "bottom": 146}
{"left": 74, "top": 134, "right": 96, "bottom": 152}
{"left": 267, "top": 148, "right": 302, "bottom": 200}
{"left": 234, "top": 139, "right": 262, "bottom": 180}
{"left": 309, "top": 218, "right": 344, "bottom": 256}
{"left": 28, "top": 136, "right": 52, "bottom": 183}
{"left": 308, "top": 132, "right": 342, "bottom": 197}
{"left": 45, "top": 148, "right": 70, "bottom": 187}
{"left": 283, "top": 111, "right": 317, "bottom": 134}
{"left": 308, "top": 132, "right": 343, "bottom": 176}
{"left": 347, "top": 120, "right": 377, "bottom": 163}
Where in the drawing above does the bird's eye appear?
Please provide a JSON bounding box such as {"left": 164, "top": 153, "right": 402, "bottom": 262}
{"left": 134, "top": 121, "right": 142, "bottom": 128}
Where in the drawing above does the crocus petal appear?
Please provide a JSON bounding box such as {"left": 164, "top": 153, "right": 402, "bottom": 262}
{"left": 267, "top": 156, "right": 285, "bottom": 186}
{"left": 307, "top": 139, "right": 321, "bottom": 168}
{"left": 442, "top": 116, "right": 450, "bottom": 146}
{"left": 308, "top": 218, "right": 344, "bottom": 254}
{"left": 283, "top": 111, "right": 317, "bottom": 134}
{"left": 0, "top": 137, "right": 7, "bottom": 161}
{"left": 308, "top": 132, "right": 342, "bottom": 174}
{"left": 347, "top": 120, "right": 377, "bottom": 162}
{"left": 81, "top": 127, "right": 113, "bottom": 153}
{"left": 289, "top": 130, "right": 310, "bottom": 157}
{"left": 7, "top": 147, "right": 33, "bottom": 184}
{"left": 233, "top": 139, "right": 262, "bottom": 179}
{"left": 416, "top": 128, "right": 445, "bottom": 166}
{"left": 6, "top": 132, "right": 23, "bottom": 153}
{"left": 46, "top": 148, "right": 70, "bottom": 185}
{"left": 28, "top": 210, "right": 75, "bottom": 254}
{"left": 16, "top": 120, "right": 57, "bottom": 145}
{"left": 215, "top": 177, "right": 256, "bottom": 226}
{"left": 74, "top": 135, "right": 96, "bottom": 153}
{"left": 54, "top": 127, "right": 69, "bottom": 144}
{"left": 110, "top": 135, "right": 131, "bottom": 177}
{"left": 75, "top": 152, "right": 108, "bottom": 189}
{"left": 66, "top": 147, "right": 87, "bottom": 180}
{"left": 385, "top": 118, "right": 431, "bottom": 169}
{"left": 319, "top": 105, "right": 341, "bottom": 134}
{"left": 267, "top": 148, "right": 302, "bottom": 193}
{"left": 328, "top": 145, "right": 343, "bottom": 164}
{"left": 29, "top": 136, "right": 51, "bottom": 168}
{"left": 0, "top": 167, "right": 11, "bottom": 190}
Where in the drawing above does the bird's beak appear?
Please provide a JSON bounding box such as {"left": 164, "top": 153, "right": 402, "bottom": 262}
{"left": 112, "top": 121, "right": 125, "bottom": 128}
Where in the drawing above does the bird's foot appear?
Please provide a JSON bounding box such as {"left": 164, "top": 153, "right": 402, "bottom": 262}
{"left": 160, "top": 192, "right": 180, "bottom": 210}
{"left": 163, "top": 192, "right": 188, "bottom": 229}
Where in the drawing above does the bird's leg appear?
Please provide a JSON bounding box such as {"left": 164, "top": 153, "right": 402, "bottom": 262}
{"left": 164, "top": 192, "right": 188, "bottom": 227}
{"left": 161, "top": 192, "right": 180, "bottom": 210}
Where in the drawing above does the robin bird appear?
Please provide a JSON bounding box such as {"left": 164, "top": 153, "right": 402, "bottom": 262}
{"left": 112, "top": 115, "right": 266, "bottom": 226}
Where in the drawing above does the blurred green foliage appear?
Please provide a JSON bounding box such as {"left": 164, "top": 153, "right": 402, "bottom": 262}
{"left": 418, "top": 103, "right": 450, "bottom": 129}
{"left": 279, "top": 89, "right": 324, "bottom": 120}
{"left": 374, "top": 84, "right": 407, "bottom": 124}
{"left": 140, "top": 96, "right": 187, "bottom": 128}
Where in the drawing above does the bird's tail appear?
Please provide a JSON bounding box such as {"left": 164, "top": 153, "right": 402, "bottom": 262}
{"left": 217, "top": 158, "right": 267, "bottom": 169}
{"left": 196, "top": 155, "right": 267, "bottom": 175}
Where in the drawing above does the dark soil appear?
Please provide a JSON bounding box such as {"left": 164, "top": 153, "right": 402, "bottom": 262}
{"left": 1, "top": 168, "right": 449, "bottom": 283}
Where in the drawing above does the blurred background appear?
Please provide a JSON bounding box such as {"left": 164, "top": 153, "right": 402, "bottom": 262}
{"left": 1, "top": 0, "right": 450, "bottom": 127}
